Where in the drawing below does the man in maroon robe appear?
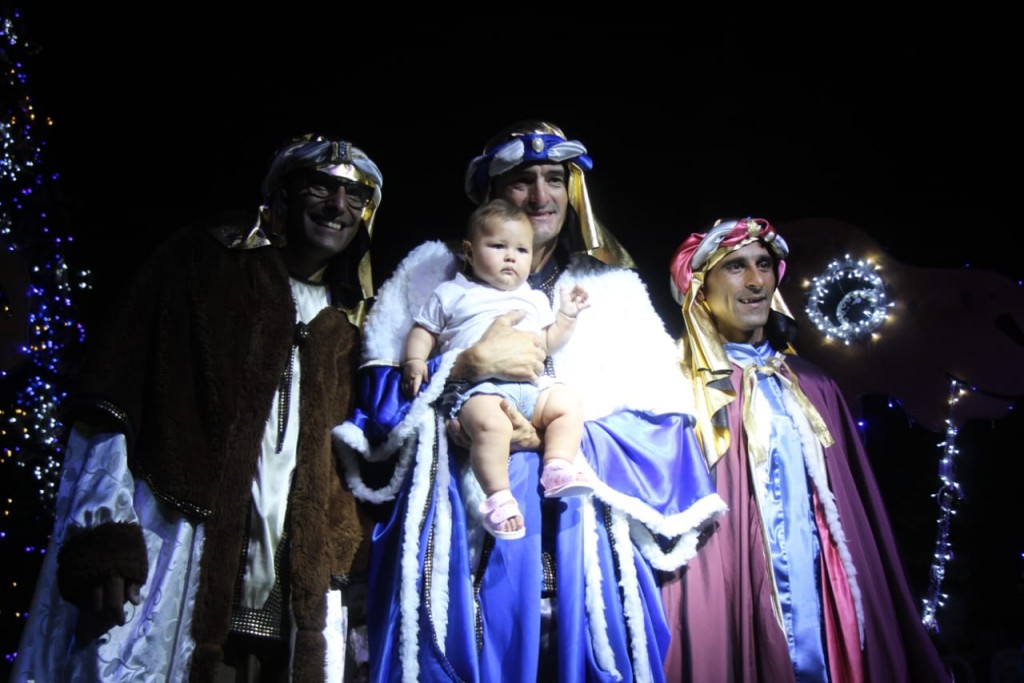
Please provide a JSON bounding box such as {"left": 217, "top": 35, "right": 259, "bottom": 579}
{"left": 661, "top": 217, "right": 951, "bottom": 682}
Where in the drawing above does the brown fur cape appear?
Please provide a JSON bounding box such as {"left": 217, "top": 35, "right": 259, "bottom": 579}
{"left": 60, "top": 214, "right": 372, "bottom": 681}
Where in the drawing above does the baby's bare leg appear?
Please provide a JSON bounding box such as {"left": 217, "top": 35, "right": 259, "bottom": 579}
{"left": 532, "top": 384, "right": 584, "bottom": 465}
{"left": 460, "top": 394, "right": 522, "bottom": 534}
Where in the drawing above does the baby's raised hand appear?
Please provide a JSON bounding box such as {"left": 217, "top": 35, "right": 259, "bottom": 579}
{"left": 559, "top": 285, "right": 591, "bottom": 318}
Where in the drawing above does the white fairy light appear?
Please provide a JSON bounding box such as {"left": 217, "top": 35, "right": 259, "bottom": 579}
{"left": 920, "top": 377, "right": 965, "bottom": 633}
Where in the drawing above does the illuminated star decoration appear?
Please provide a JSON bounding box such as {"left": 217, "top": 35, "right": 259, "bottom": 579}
{"left": 920, "top": 377, "right": 966, "bottom": 633}
{"left": 804, "top": 255, "right": 892, "bottom": 345}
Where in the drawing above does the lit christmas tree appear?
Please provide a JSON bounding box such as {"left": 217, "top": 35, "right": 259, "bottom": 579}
{"left": 0, "top": 9, "right": 91, "bottom": 672}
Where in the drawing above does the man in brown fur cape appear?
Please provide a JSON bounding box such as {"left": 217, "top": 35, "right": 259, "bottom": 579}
{"left": 12, "top": 134, "right": 383, "bottom": 683}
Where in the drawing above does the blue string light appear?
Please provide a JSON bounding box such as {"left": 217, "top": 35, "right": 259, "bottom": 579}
{"left": 1, "top": 9, "right": 91, "bottom": 666}
{"left": 0, "top": 10, "right": 90, "bottom": 505}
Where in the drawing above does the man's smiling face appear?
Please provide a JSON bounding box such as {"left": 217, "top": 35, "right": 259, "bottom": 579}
{"left": 700, "top": 241, "right": 776, "bottom": 344}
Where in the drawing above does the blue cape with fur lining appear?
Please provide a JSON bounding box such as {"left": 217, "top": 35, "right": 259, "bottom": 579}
{"left": 334, "top": 240, "right": 726, "bottom": 682}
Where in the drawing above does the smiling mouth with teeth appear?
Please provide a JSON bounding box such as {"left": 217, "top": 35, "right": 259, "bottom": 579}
{"left": 316, "top": 218, "right": 345, "bottom": 231}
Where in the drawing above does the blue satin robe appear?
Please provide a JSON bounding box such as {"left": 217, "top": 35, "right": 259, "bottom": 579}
{"left": 349, "top": 359, "right": 719, "bottom": 683}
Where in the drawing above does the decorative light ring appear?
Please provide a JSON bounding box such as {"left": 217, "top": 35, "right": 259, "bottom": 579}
{"left": 804, "top": 255, "right": 892, "bottom": 344}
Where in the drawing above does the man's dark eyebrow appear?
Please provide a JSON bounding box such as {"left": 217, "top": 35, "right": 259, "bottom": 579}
{"left": 718, "top": 250, "right": 773, "bottom": 268}
{"left": 718, "top": 253, "right": 747, "bottom": 268}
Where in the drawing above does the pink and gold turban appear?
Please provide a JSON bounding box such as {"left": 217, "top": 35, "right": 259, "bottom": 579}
{"left": 669, "top": 218, "right": 794, "bottom": 466}
{"left": 669, "top": 217, "right": 788, "bottom": 303}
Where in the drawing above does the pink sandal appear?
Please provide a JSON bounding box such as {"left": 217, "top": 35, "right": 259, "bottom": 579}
{"left": 540, "top": 459, "right": 595, "bottom": 498}
{"left": 478, "top": 489, "right": 526, "bottom": 540}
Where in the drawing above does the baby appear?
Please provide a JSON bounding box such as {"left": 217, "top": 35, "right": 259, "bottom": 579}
{"left": 402, "top": 198, "right": 593, "bottom": 539}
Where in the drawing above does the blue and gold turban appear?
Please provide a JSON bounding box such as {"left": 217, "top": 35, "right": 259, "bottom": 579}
{"left": 464, "top": 121, "right": 634, "bottom": 269}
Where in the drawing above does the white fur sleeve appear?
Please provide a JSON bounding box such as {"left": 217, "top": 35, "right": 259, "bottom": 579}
{"left": 551, "top": 267, "right": 694, "bottom": 420}
{"left": 361, "top": 240, "right": 458, "bottom": 365}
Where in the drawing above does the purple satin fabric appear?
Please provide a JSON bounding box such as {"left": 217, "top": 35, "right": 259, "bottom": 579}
{"left": 583, "top": 411, "right": 716, "bottom": 518}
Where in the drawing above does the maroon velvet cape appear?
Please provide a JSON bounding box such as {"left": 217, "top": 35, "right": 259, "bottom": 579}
{"left": 661, "top": 354, "right": 951, "bottom": 682}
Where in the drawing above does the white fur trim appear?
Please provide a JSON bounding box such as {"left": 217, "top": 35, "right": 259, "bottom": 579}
{"left": 583, "top": 499, "right": 620, "bottom": 680}
{"left": 334, "top": 349, "right": 459, "bottom": 503}
{"left": 610, "top": 508, "right": 652, "bottom": 683}
{"left": 626, "top": 496, "right": 728, "bottom": 572}
{"left": 362, "top": 240, "right": 457, "bottom": 364}
{"left": 581, "top": 457, "right": 723, "bottom": 538}
{"left": 333, "top": 421, "right": 369, "bottom": 458}
{"left": 580, "top": 456, "right": 727, "bottom": 571}
{"left": 430, "top": 426, "right": 453, "bottom": 653}
{"left": 396, "top": 410, "right": 443, "bottom": 681}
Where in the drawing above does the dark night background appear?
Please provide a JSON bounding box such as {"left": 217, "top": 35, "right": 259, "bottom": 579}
{"left": 3, "top": 5, "right": 1020, "bottom": 681}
